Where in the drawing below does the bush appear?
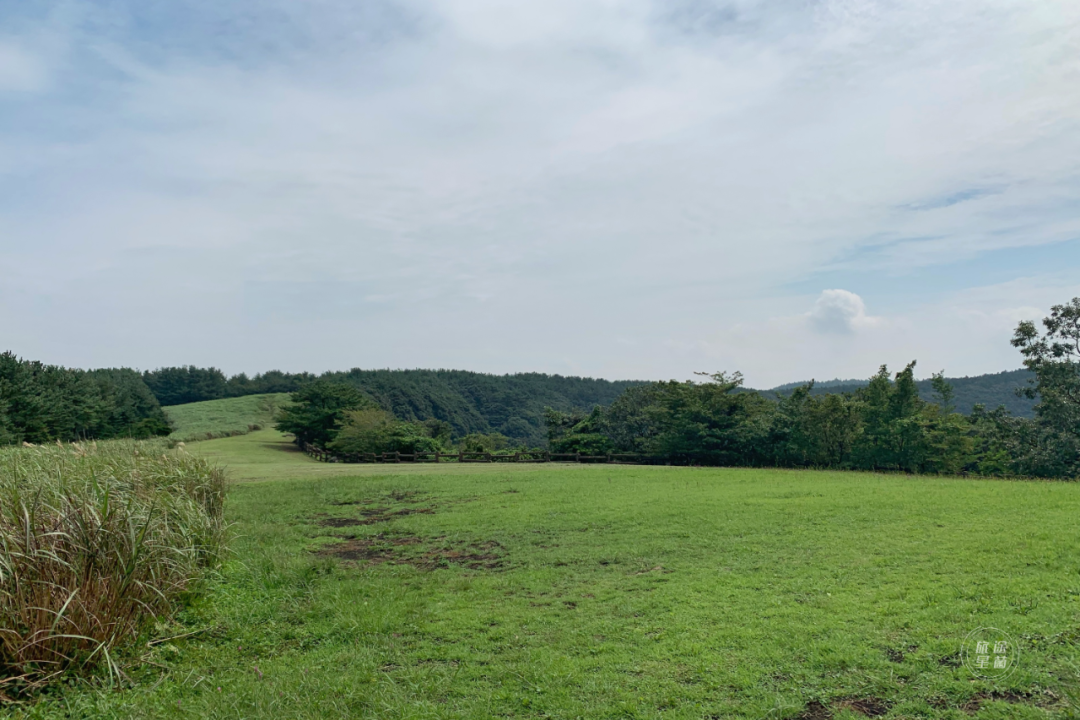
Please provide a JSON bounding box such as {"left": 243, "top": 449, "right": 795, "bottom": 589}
{"left": 458, "top": 432, "right": 511, "bottom": 453}
{"left": 0, "top": 441, "right": 226, "bottom": 695}
{"left": 329, "top": 410, "right": 444, "bottom": 455}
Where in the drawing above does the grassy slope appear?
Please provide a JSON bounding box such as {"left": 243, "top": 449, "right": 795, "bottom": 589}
{"left": 164, "top": 394, "right": 291, "bottom": 442}
{"left": 8, "top": 433, "right": 1080, "bottom": 719}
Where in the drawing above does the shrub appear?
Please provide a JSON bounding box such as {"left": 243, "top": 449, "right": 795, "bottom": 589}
{"left": 329, "top": 409, "right": 444, "bottom": 455}
{"left": 458, "top": 432, "right": 511, "bottom": 453}
{"left": 0, "top": 440, "right": 226, "bottom": 695}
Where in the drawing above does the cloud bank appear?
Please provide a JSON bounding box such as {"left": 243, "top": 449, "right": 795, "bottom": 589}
{"left": 1, "top": 1, "right": 1078, "bottom": 386}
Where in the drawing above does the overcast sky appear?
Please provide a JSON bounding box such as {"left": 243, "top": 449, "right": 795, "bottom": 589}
{"left": 2, "top": 1, "right": 1079, "bottom": 387}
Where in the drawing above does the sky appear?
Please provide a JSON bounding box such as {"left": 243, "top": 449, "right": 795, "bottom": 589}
{"left": 2, "top": 1, "right": 1079, "bottom": 388}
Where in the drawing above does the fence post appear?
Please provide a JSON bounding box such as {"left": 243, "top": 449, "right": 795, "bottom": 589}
{"left": 575, "top": 452, "right": 581, "bottom": 463}
{"left": 459, "top": 451, "right": 464, "bottom": 463}
{"left": 485, "top": 452, "right": 492, "bottom": 463}
{"left": 435, "top": 451, "right": 441, "bottom": 463}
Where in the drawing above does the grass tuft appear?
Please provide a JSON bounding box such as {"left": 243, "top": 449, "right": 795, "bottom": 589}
{"left": 0, "top": 441, "right": 225, "bottom": 695}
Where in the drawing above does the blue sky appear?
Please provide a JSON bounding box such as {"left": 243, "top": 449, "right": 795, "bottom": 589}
{"left": 2, "top": 0, "right": 1079, "bottom": 387}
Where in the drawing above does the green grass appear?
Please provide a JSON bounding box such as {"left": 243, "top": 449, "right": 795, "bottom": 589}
{"left": 164, "top": 394, "right": 291, "bottom": 442}
{"left": 6, "top": 433, "right": 1080, "bottom": 718}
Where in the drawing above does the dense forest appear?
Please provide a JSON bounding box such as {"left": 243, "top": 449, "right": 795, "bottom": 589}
{"left": 0, "top": 352, "right": 170, "bottom": 444}
{"left": 142, "top": 366, "right": 643, "bottom": 447}
{"left": 141, "top": 366, "right": 316, "bottom": 406}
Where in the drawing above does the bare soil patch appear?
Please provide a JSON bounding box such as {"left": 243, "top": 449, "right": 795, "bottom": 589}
{"left": 316, "top": 535, "right": 505, "bottom": 570}
{"left": 330, "top": 490, "right": 428, "bottom": 506}
{"left": 798, "top": 697, "right": 890, "bottom": 719}
{"left": 317, "top": 507, "right": 435, "bottom": 527}
{"left": 316, "top": 535, "right": 423, "bottom": 563}
{"left": 960, "top": 690, "right": 1055, "bottom": 714}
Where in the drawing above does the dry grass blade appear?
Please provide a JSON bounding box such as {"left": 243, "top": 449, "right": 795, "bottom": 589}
{"left": 0, "top": 440, "right": 226, "bottom": 695}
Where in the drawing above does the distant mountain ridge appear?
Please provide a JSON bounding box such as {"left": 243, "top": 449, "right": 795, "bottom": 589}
{"left": 759, "top": 368, "right": 1036, "bottom": 418}
{"left": 769, "top": 378, "right": 867, "bottom": 393}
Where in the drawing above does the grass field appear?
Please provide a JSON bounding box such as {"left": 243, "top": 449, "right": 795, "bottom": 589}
{"left": 6, "top": 431, "right": 1080, "bottom": 719}
{"left": 164, "top": 394, "right": 291, "bottom": 442}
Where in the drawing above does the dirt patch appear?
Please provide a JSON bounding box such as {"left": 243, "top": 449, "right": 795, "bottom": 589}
{"left": 938, "top": 652, "right": 961, "bottom": 667}
{"left": 961, "top": 690, "right": 1050, "bottom": 714}
{"left": 320, "top": 517, "right": 367, "bottom": 528}
{"left": 317, "top": 507, "right": 435, "bottom": 527}
{"left": 316, "top": 535, "right": 505, "bottom": 571}
{"left": 798, "top": 700, "right": 831, "bottom": 720}
{"left": 330, "top": 490, "right": 428, "bottom": 506}
{"left": 416, "top": 540, "right": 504, "bottom": 570}
{"left": 798, "top": 697, "right": 890, "bottom": 719}
{"left": 386, "top": 489, "right": 426, "bottom": 502}
{"left": 315, "top": 535, "right": 422, "bottom": 563}
{"left": 835, "top": 698, "right": 890, "bottom": 717}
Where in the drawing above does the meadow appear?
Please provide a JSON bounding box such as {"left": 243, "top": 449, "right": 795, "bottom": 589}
{"left": 163, "top": 394, "right": 291, "bottom": 443}
{"left": 6, "top": 428, "right": 1080, "bottom": 719}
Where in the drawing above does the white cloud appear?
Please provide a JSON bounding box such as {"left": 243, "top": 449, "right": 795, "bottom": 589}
{"left": 808, "top": 289, "right": 878, "bottom": 334}
{"left": 694, "top": 275, "right": 1080, "bottom": 388}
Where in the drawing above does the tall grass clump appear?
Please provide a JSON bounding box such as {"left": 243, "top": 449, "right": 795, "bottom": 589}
{"left": 0, "top": 440, "right": 225, "bottom": 695}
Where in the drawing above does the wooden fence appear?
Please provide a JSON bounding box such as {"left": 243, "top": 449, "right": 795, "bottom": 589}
{"left": 299, "top": 442, "right": 649, "bottom": 465}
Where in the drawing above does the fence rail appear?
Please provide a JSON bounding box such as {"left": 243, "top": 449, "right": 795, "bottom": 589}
{"left": 298, "top": 442, "right": 650, "bottom": 465}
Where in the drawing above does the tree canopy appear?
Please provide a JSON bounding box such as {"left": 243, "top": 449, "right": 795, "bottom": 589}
{"left": 0, "top": 353, "right": 171, "bottom": 444}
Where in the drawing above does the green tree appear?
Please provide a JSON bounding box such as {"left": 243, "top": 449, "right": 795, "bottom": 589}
{"left": 143, "top": 366, "right": 230, "bottom": 406}
{"left": 459, "top": 432, "right": 511, "bottom": 453}
{"left": 602, "top": 384, "right": 665, "bottom": 453}
{"left": 931, "top": 371, "right": 956, "bottom": 414}
{"left": 1010, "top": 298, "right": 1080, "bottom": 476}
{"left": 772, "top": 384, "right": 863, "bottom": 467}
{"left": 648, "top": 372, "right": 772, "bottom": 465}
{"left": 544, "top": 406, "right": 613, "bottom": 454}
{"left": 853, "top": 363, "right": 925, "bottom": 471}
{"left": 0, "top": 353, "right": 170, "bottom": 444}
{"left": 276, "top": 381, "right": 372, "bottom": 446}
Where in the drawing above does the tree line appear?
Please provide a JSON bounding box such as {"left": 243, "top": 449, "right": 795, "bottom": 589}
{"left": 142, "top": 366, "right": 642, "bottom": 447}
{"left": 139, "top": 364, "right": 1040, "bottom": 450}
{"left": 0, "top": 353, "right": 171, "bottom": 444}
{"left": 6, "top": 299, "right": 1076, "bottom": 466}
{"left": 272, "top": 299, "right": 1080, "bottom": 478}
{"left": 274, "top": 381, "right": 515, "bottom": 456}
{"left": 541, "top": 300, "right": 1080, "bottom": 478}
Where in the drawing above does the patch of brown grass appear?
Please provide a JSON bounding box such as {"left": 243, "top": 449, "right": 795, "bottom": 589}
{"left": 0, "top": 441, "right": 225, "bottom": 695}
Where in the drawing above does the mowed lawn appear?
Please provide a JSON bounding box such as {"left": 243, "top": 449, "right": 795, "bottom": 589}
{"left": 15, "top": 432, "right": 1080, "bottom": 719}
